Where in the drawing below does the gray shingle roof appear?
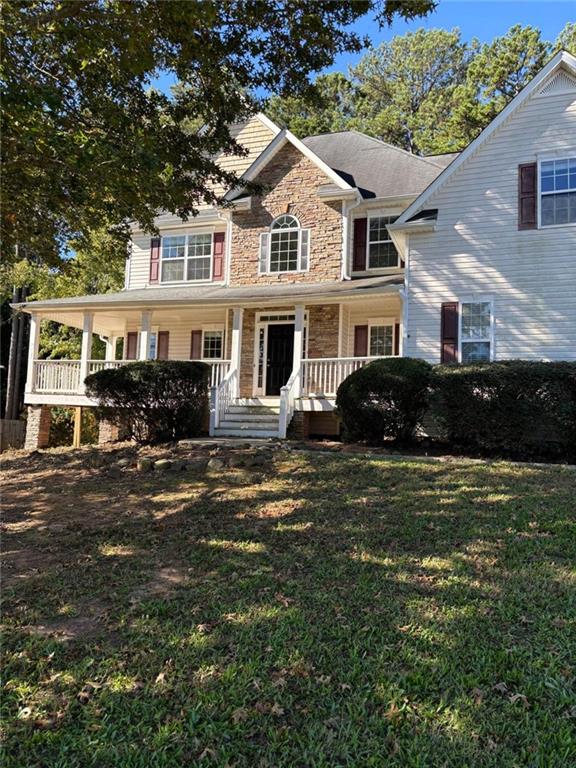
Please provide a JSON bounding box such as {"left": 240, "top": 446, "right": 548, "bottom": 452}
{"left": 14, "top": 275, "right": 403, "bottom": 312}
{"left": 302, "top": 131, "right": 457, "bottom": 199}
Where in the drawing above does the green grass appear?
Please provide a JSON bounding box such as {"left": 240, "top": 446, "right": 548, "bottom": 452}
{"left": 2, "top": 448, "right": 576, "bottom": 767}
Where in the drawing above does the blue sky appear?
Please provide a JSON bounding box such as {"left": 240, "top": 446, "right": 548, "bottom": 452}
{"left": 151, "top": 1, "right": 574, "bottom": 95}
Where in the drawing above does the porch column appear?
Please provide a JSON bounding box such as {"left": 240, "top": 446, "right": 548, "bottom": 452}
{"left": 230, "top": 307, "right": 243, "bottom": 398}
{"left": 105, "top": 336, "right": 117, "bottom": 361}
{"left": 25, "top": 312, "right": 40, "bottom": 394}
{"left": 139, "top": 310, "right": 152, "bottom": 360}
{"left": 292, "top": 304, "right": 305, "bottom": 397}
{"left": 79, "top": 312, "right": 94, "bottom": 392}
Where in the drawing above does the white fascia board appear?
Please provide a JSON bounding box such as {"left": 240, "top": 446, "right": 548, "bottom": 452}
{"left": 394, "top": 51, "right": 576, "bottom": 226}
{"left": 317, "top": 185, "right": 359, "bottom": 201}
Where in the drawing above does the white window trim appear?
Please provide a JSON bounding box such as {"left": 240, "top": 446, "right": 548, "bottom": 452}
{"left": 200, "top": 327, "right": 225, "bottom": 361}
{"left": 160, "top": 230, "right": 214, "bottom": 285}
{"left": 365, "top": 214, "right": 401, "bottom": 271}
{"left": 537, "top": 155, "right": 576, "bottom": 230}
{"left": 458, "top": 297, "right": 494, "bottom": 363}
{"left": 367, "top": 318, "right": 396, "bottom": 358}
{"left": 259, "top": 216, "right": 310, "bottom": 275}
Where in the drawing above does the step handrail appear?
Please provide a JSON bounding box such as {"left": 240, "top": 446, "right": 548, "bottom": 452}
{"left": 278, "top": 367, "right": 299, "bottom": 439}
{"left": 209, "top": 366, "right": 237, "bottom": 435}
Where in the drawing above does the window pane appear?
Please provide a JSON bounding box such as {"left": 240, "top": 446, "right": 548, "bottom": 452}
{"left": 461, "top": 302, "right": 491, "bottom": 339}
{"left": 188, "top": 233, "right": 212, "bottom": 257}
{"left": 369, "top": 241, "right": 398, "bottom": 268}
{"left": 202, "top": 331, "right": 223, "bottom": 359}
{"left": 462, "top": 341, "right": 490, "bottom": 363}
{"left": 162, "top": 236, "right": 186, "bottom": 259}
{"left": 369, "top": 325, "right": 393, "bottom": 357}
{"left": 541, "top": 191, "right": 576, "bottom": 226}
{"left": 271, "top": 215, "right": 299, "bottom": 230}
{"left": 148, "top": 332, "right": 157, "bottom": 360}
{"left": 161, "top": 259, "right": 184, "bottom": 282}
{"left": 187, "top": 257, "right": 211, "bottom": 280}
{"left": 270, "top": 230, "right": 299, "bottom": 272}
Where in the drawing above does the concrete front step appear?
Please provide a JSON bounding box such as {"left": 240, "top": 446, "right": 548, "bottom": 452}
{"left": 219, "top": 420, "right": 278, "bottom": 431}
{"left": 213, "top": 427, "right": 279, "bottom": 438}
{"left": 227, "top": 406, "right": 281, "bottom": 415}
{"left": 222, "top": 413, "right": 280, "bottom": 424}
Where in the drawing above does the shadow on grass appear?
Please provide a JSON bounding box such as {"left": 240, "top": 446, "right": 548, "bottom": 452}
{"left": 1, "top": 448, "right": 575, "bottom": 767}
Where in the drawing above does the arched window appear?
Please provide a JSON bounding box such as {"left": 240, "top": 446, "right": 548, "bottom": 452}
{"left": 259, "top": 215, "right": 310, "bottom": 274}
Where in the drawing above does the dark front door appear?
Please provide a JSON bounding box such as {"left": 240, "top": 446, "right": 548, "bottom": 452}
{"left": 266, "top": 324, "right": 294, "bottom": 396}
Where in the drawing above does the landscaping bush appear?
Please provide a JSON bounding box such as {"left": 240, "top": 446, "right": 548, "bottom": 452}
{"left": 336, "top": 357, "right": 432, "bottom": 445}
{"left": 431, "top": 360, "right": 576, "bottom": 460}
{"left": 85, "top": 360, "right": 209, "bottom": 444}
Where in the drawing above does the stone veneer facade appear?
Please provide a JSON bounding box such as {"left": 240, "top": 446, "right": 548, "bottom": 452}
{"left": 230, "top": 143, "right": 343, "bottom": 286}
{"left": 24, "top": 405, "right": 51, "bottom": 450}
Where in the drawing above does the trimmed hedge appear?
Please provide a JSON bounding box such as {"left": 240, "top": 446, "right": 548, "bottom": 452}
{"left": 336, "top": 357, "right": 432, "bottom": 445}
{"left": 430, "top": 360, "right": 576, "bottom": 460}
{"left": 85, "top": 360, "right": 209, "bottom": 444}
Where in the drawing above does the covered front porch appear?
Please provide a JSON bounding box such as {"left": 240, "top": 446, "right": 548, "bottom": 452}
{"left": 18, "top": 276, "right": 404, "bottom": 439}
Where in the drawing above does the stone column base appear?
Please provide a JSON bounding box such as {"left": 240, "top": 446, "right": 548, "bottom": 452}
{"left": 98, "top": 418, "right": 120, "bottom": 445}
{"left": 24, "top": 405, "right": 52, "bottom": 450}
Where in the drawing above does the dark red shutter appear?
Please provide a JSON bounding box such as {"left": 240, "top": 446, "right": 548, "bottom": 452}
{"left": 149, "top": 237, "right": 161, "bottom": 282}
{"left": 352, "top": 218, "right": 367, "bottom": 272}
{"left": 518, "top": 163, "right": 537, "bottom": 230}
{"left": 213, "top": 232, "right": 225, "bottom": 281}
{"left": 394, "top": 322, "right": 400, "bottom": 356}
{"left": 126, "top": 332, "right": 138, "bottom": 360}
{"left": 440, "top": 302, "right": 459, "bottom": 363}
{"left": 354, "top": 325, "right": 368, "bottom": 357}
{"left": 190, "top": 330, "right": 202, "bottom": 359}
{"left": 157, "top": 331, "right": 169, "bottom": 360}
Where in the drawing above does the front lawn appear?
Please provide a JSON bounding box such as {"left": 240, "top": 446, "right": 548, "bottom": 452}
{"left": 2, "top": 446, "right": 575, "bottom": 767}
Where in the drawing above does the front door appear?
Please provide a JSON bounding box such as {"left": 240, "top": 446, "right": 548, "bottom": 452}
{"left": 266, "top": 323, "right": 294, "bottom": 396}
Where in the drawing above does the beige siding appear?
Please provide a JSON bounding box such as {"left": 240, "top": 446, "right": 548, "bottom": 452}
{"left": 406, "top": 86, "right": 576, "bottom": 362}
{"left": 124, "top": 308, "right": 228, "bottom": 360}
{"left": 345, "top": 298, "right": 402, "bottom": 355}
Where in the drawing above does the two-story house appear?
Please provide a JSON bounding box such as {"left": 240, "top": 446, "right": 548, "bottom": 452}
{"left": 16, "top": 51, "right": 576, "bottom": 448}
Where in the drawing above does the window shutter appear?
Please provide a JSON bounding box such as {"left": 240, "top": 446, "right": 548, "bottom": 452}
{"left": 259, "top": 232, "right": 269, "bottom": 274}
{"left": 190, "top": 330, "right": 202, "bottom": 359}
{"left": 518, "top": 163, "right": 537, "bottom": 230}
{"left": 213, "top": 231, "right": 225, "bottom": 280}
{"left": 149, "top": 237, "right": 161, "bottom": 282}
{"left": 440, "top": 302, "right": 459, "bottom": 363}
{"left": 354, "top": 325, "right": 368, "bottom": 357}
{"left": 157, "top": 331, "right": 169, "bottom": 360}
{"left": 352, "top": 218, "right": 367, "bottom": 271}
{"left": 126, "top": 332, "right": 138, "bottom": 360}
{"left": 394, "top": 322, "right": 400, "bottom": 356}
{"left": 299, "top": 229, "right": 310, "bottom": 271}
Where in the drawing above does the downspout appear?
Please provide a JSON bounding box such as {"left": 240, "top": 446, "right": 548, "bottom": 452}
{"left": 341, "top": 191, "right": 363, "bottom": 281}
{"left": 401, "top": 235, "right": 410, "bottom": 358}
{"left": 217, "top": 210, "right": 233, "bottom": 287}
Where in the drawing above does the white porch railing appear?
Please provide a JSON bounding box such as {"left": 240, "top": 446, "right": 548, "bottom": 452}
{"left": 34, "top": 360, "right": 81, "bottom": 393}
{"left": 278, "top": 369, "right": 299, "bottom": 439}
{"left": 31, "top": 359, "right": 231, "bottom": 394}
{"left": 301, "top": 356, "right": 390, "bottom": 396}
{"left": 210, "top": 367, "right": 237, "bottom": 434}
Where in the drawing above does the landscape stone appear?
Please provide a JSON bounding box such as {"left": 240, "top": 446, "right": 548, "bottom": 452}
{"left": 207, "top": 457, "right": 226, "bottom": 470}
{"left": 117, "top": 458, "right": 131, "bottom": 468}
{"left": 154, "top": 459, "right": 172, "bottom": 471}
{"left": 137, "top": 458, "right": 153, "bottom": 472}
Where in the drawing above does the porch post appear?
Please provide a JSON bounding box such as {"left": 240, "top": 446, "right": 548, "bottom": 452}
{"left": 25, "top": 312, "right": 40, "bottom": 394}
{"left": 292, "top": 304, "right": 305, "bottom": 397}
{"left": 139, "top": 310, "right": 152, "bottom": 360}
{"left": 230, "top": 307, "right": 243, "bottom": 398}
{"left": 79, "top": 312, "right": 94, "bottom": 392}
{"left": 105, "top": 336, "right": 117, "bottom": 361}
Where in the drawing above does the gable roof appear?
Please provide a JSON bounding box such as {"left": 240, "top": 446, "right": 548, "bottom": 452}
{"left": 392, "top": 50, "right": 576, "bottom": 229}
{"left": 225, "top": 127, "right": 354, "bottom": 201}
{"left": 301, "top": 131, "right": 452, "bottom": 199}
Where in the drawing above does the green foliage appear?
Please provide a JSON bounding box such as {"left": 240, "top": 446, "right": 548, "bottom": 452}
{"left": 431, "top": 361, "right": 576, "bottom": 460}
{"left": 336, "top": 357, "right": 432, "bottom": 444}
{"left": 2, "top": 0, "right": 435, "bottom": 265}
{"left": 48, "top": 407, "right": 98, "bottom": 448}
{"left": 85, "top": 361, "right": 210, "bottom": 444}
{"left": 271, "top": 24, "right": 573, "bottom": 154}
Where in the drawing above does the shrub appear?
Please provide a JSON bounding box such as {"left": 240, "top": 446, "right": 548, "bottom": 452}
{"left": 49, "top": 407, "right": 98, "bottom": 447}
{"left": 431, "top": 361, "right": 576, "bottom": 459}
{"left": 85, "top": 360, "right": 209, "bottom": 444}
{"left": 336, "top": 357, "right": 432, "bottom": 445}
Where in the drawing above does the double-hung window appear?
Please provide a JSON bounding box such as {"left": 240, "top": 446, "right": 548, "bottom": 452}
{"left": 369, "top": 324, "right": 394, "bottom": 357}
{"left": 460, "top": 301, "right": 492, "bottom": 363}
{"left": 260, "top": 215, "right": 309, "bottom": 274}
{"left": 161, "top": 233, "right": 212, "bottom": 283}
{"left": 540, "top": 157, "right": 576, "bottom": 227}
{"left": 202, "top": 330, "right": 223, "bottom": 359}
{"left": 368, "top": 216, "right": 399, "bottom": 269}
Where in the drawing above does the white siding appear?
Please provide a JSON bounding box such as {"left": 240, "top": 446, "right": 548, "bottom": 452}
{"left": 406, "top": 86, "right": 576, "bottom": 362}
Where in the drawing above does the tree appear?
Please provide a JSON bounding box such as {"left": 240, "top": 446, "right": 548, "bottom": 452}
{"left": 351, "top": 28, "right": 474, "bottom": 154}
{"left": 266, "top": 73, "right": 357, "bottom": 138}
{"left": 555, "top": 22, "right": 576, "bottom": 54}
{"left": 1, "top": 0, "right": 436, "bottom": 266}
